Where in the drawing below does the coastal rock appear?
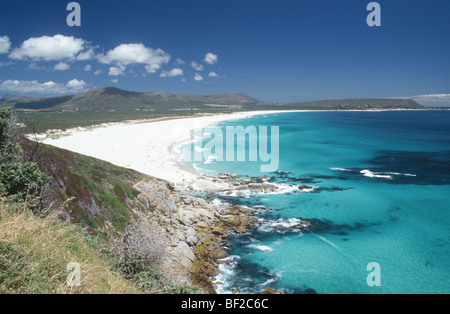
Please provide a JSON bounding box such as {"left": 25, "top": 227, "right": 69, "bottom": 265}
{"left": 167, "top": 181, "right": 176, "bottom": 191}
{"left": 221, "top": 214, "right": 258, "bottom": 234}
{"left": 176, "top": 241, "right": 195, "bottom": 267}
{"left": 186, "top": 235, "right": 199, "bottom": 247}
{"left": 262, "top": 184, "right": 278, "bottom": 192}
{"left": 185, "top": 227, "right": 198, "bottom": 246}
{"left": 261, "top": 287, "right": 286, "bottom": 295}
{"left": 212, "top": 226, "right": 226, "bottom": 236}
{"left": 132, "top": 176, "right": 261, "bottom": 294}
{"left": 230, "top": 206, "right": 253, "bottom": 215}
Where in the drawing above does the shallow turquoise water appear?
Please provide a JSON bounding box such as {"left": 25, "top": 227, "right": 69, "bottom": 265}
{"left": 181, "top": 111, "right": 450, "bottom": 294}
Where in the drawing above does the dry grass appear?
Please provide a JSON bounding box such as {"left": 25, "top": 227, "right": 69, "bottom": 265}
{"left": 0, "top": 200, "right": 141, "bottom": 294}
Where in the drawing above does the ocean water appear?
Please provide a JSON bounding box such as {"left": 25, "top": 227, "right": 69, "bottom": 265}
{"left": 181, "top": 111, "right": 450, "bottom": 294}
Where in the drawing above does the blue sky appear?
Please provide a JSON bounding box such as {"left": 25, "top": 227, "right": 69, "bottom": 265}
{"left": 0, "top": 0, "right": 449, "bottom": 105}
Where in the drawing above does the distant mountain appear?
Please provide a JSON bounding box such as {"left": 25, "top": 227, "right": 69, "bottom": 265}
{"left": 280, "top": 98, "right": 425, "bottom": 110}
{"left": 0, "top": 87, "right": 425, "bottom": 112}
{"left": 0, "top": 87, "right": 268, "bottom": 111}
{"left": 1, "top": 94, "right": 26, "bottom": 101}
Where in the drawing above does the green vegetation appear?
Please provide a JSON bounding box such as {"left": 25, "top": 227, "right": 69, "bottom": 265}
{"left": 0, "top": 201, "right": 141, "bottom": 294}
{"left": 0, "top": 87, "right": 428, "bottom": 294}
{"left": 111, "top": 223, "right": 198, "bottom": 294}
{"left": 16, "top": 109, "right": 199, "bottom": 133}
{"left": 0, "top": 107, "right": 198, "bottom": 293}
{"left": 116, "top": 253, "right": 197, "bottom": 294}
{"left": 22, "top": 139, "right": 146, "bottom": 233}
{"left": 0, "top": 108, "right": 50, "bottom": 203}
{"left": 0, "top": 87, "right": 426, "bottom": 132}
{"left": 0, "top": 199, "right": 197, "bottom": 294}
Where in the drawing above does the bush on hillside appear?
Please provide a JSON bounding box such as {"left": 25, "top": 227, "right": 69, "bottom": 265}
{"left": 0, "top": 108, "right": 50, "bottom": 203}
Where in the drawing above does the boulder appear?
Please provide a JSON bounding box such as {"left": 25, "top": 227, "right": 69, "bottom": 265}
{"left": 261, "top": 287, "right": 286, "bottom": 294}
{"left": 177, "top": 241, "right": 195, "bottom": 267}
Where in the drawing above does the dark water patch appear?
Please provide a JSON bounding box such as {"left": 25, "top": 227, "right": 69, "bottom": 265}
{"left": 235, "top": 213, "right": 383, "bottom": 243}
{"left": 220, "top": 242, "right": 317, "bottom": 294}
{"left": 216, "top": 254, "right": 278, "bottom": 293}
{"left": 313, "top": 175, "right": 346, "bottom": 180}
{"left": 269, "top": 171, "right": 357, "bottom": 194}
{"left": 364, "top": 150, "right": 450, "bottom": 185}
{"left": 210, "top": 194, "right": 281, "bottom": 213}
{"left": 312, "top": 186, "right": 354, "bottom": 193}
{"left": 328, "top": 151, "right": 450, "bottom": 185}
{"left": 270, "top": 171, "right": 322, "bottom": 184}
{"left": 307, "top": 218, "right": 382, "bottom": 235}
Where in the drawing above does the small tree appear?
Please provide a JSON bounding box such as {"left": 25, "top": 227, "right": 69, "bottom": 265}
{"left": 0, "top": 108, "right": 50, "bottom": 203}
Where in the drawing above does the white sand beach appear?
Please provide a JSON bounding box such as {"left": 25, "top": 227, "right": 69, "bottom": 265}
{"left": 39, "top": 111, "right": 292, "bottom": 191}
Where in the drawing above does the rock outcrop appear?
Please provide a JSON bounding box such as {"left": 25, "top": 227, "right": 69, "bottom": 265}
{"left": 133, "top": 178, "right": 259, "bottom": 293}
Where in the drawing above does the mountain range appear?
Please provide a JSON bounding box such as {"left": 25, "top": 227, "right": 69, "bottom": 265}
{"left": 0, "top": 87, "right": 425, "bottom": 112}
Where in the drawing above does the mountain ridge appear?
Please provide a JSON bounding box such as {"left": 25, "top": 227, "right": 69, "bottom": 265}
{"left": 0, "top": 87, "right": 427, "bottom": 132}
{"left": 0, "top": 86, "right": 425, "bottom": 112}
{"left": 0, "top": 87, "right": 268, "bottom": 111}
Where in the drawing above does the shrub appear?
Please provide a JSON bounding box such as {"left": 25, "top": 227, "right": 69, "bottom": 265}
{"left": 111, "top": 220, "right": 167, "bottom": 278}
{"left": 110, "top": 219, "right": 198, "bottom": 294}
{"left": 0, "top": 108, "right": 50, "bottom": 203}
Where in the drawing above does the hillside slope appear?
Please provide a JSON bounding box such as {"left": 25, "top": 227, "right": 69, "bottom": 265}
{"left": 0, "top": 202, "right": 141, "bottom": 294}
{"left": 22, "top": 138, "right": 147, "bottom": 234}
{"left": 20, "top": 139, "right": 258, "bottom": 293}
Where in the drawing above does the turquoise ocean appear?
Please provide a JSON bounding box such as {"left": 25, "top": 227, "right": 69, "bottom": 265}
{"left": 181, "top": 111, "right": 450, "bottom": 294}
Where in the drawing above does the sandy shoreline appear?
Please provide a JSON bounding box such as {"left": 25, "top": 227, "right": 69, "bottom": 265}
{"left": 38, "top": 110, "right": 296, "bottom": 190}
{"left": 36, "top": 108, "right": 427, "bottom": 190}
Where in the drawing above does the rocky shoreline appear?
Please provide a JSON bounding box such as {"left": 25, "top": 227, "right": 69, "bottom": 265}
{"left": 132, "top": 173, "right": 315, "bottom": 294}
{"left": 132, "top": 177, "right": 260, "bottom": 293}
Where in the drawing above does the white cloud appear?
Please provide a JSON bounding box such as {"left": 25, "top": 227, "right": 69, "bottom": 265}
{"left": 76, "top": 48, "right": 95, "bottom": 61}
{"left": 111, "top": 79, "right": 119, "bottom": 84}
{"left": 407, "top": 94, "right": 450, "bottom": 107}
{"left": 191, "top": 61, "right": 204, "bottom": 71}
{"left": 54, "top": 62, "right": 70, "bottom": 71}
{"left": 94, "top": 70, "right": 102, "bottom": 76}
{"left": 0, "top": 36, "right": 11, "bottom": 54}
{"left": 160, "top": 68, "right": 184, "bottom": 77}
{"left": 66, "top": 78, "right": 86, "bottom": 90}
{"left": 0, "top": 79, "right": 87, "bottom": 94}
{"left": 204, "top": 52, "right": 218, "bottom": 65}
{"left": 175, "top": 58, "right": 185, "bottom": 65}
{"left": 84, "top": 64, "right": 92, "bottom": 72}
{"left": 98, "top": 43, "right": 170, "bottom": 74}
{"left": 109, "top": 65, "right": 126, "bottom": 76}
{"left": 208, "top": 72, "right": 219, "bottom": 78}
{"left": 9, "top": 34, "right": 85, "bottom": 61}
{"left": 194, "top": 73, "right": 204, "bottom": 81}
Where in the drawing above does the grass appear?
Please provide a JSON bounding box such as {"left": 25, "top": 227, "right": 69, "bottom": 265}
{"left": 0, "top": 201, "right": 199, "bottom": 294}
{"left": 1, "top": 113, "right": 199, "bottom": 294}
{"left": 0, "top": 201, "right": 141, "bottom": 294}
